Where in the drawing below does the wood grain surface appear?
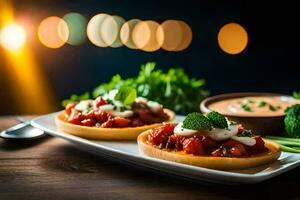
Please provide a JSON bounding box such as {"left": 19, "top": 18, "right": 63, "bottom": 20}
{"left": 0, "top": 116, "right": 300, "bottom": 200}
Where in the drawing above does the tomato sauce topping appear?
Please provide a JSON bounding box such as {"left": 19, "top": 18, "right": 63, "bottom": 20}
{"left": 63, "top": 97, "right": 170, "bottom": 128}
{"left": 147, "top": 124, "right": 268, "bottom": 158}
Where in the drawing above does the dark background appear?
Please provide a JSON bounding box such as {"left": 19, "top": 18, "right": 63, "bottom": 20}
{"left": 0, "top": 0, "right": 299, "bottom": 114}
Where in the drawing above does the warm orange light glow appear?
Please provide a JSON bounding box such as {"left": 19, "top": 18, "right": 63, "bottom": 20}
{"left": 3, "top": 49, "right": 58, "bottom": 113}
{"left": 1, "top": 0, "right": 57, "bottom": 113}
{"left": 0, "top": 23, "right": 26, "bottom": 50}
{"left": 218, "top": 23, "right": 248, "bottom": 54}
{"left": 132, "top": 20, "right": 161, "bottom": 52}
{"left": 87, "top": 13, "right": 110, "bottom": 47}
{"left": 38, "top": 16, "right": 69, "bottom": 48}
{"left": 120, "top": 19, "right": 141, "bottom": 49}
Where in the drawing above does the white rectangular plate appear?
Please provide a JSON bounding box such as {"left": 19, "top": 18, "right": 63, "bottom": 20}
{"left": 32, "top": 112, "right": 300, "bottom": 184}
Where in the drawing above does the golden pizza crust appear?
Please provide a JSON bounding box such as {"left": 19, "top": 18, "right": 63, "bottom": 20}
{"left": 137, "top": 130, "right": 281, "bottom": 170}
{"left": 55, "top": 109, "right": 175, "bottom": 141}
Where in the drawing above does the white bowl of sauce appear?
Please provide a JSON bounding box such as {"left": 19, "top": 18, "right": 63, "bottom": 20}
{"left": 200, "top": 93, "right": 300, "bottom": 135}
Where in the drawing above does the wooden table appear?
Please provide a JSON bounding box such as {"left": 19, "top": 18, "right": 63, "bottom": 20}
{"left": 1, "top": 116, "right": 300, "bottom": 200}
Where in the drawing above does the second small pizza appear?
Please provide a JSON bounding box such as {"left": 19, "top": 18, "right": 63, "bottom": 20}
{"left": 56, "top": 87, "right": 175, "bottom": 140}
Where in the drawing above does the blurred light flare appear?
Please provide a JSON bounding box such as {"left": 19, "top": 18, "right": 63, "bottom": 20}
{"left": 0, "top": 23, "right": 26, "bottom": 50}
{"left": 0, "top": 0, "right": 57, "bottom": 113}
{"left": 218, "top": 22, "right": 248, "bottom": 55}
{"left": 38, "top": 16, "right": 69, "bottom": 48}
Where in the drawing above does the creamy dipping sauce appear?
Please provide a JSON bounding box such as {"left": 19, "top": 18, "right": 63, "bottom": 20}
{"left": 208, "top": 96, "right": 300, "bottom": 117}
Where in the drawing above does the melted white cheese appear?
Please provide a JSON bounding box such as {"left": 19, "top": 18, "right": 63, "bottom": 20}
{"left": 207, "top": 124, "right": 238, "bottom": 141}
{"left": 74, "top": 100, "right": 94, "bottom": 112}
{"left": 231, "top": 136, "right": 256, "bottom": 146}
{"left": 136, "top": 97, "right": 148, "bottom": 104}
{"left": 147, "top": 101, "right": 163, "bottom": 113}
{"left": 103, "top": 89, "right": 118, "bottom": 100}
{"left": 174, "top": 123, "right": 198, "bottom": 136}
{"left": 173, "top": 122, "right": 257, "bottom": 146}
{"left": 99, "top": 104, "right": 133, "bottom": 118}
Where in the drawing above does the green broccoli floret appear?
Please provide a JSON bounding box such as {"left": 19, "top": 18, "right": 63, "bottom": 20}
{"left": 182, "top": 112, "right": 212, "bottom": 131}
{"left": 206, "top": 111, "right": 228, "bottom": 129}
{"left": 284, "top": 104, "right": 300, "bottom": 138}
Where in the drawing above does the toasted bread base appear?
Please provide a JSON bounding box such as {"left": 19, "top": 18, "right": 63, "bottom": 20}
{"left": 55, "top": 109, "right": 175, "bottom": 140}
{"left": 138, "top": 130, "right": 281, "bottom": 170}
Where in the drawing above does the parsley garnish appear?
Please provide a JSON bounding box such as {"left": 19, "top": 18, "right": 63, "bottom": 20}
{"left": 256, "top": 101, "right": 267, "bottom": 107}
{"left": 242, "top": 104, "right": 251, "bottom": 111}
{"left": 269, "top": 105, "right": 278, "bottom": 111}
{"left": 114, "top": 86, "right": 137, "bottom": 106}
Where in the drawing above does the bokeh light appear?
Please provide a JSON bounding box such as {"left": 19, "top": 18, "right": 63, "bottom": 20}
{"left": 87, "top": 13, "right": 110, "bottom": 47}
{"left": 175, "top": 21, "right": 193, "bottom": 51}
{"left": 38, "top": 16, "right": 69, "bottom": 48}
{"left": 157, "top": 20, "right": 183, "bottom": 51}
{"left": 132, "top": 20, "right": 161, "bottom": 52}
{"left": 120, "top": 19, "right": 141, "bottom": 49}
{"left": 218, "top": 22, "right": 248, "bottom": 54}
{"left": 0, "top": 23, "right": 26, "bottom": 51}
{"left": 101, "top": 15, "right": 125, "bottom": 47}
{"left": 63, "top": 12, "right": 87, "bottom": 45}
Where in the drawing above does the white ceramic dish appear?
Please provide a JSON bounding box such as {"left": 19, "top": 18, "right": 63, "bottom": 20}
{"left": 31, "top": 112, "right": 300, "bottom": 184}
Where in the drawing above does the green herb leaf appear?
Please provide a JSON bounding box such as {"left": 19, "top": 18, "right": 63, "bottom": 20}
{"left": 269, "top": 105, "right": 277, "bottom": 111}
{"left": 241, "top": 104, "right": 251, "bottom": 111}
{"left": 182, "top": 112, "right": 212, "bottom": 130}
{"left": 293, "top": 91, "right": 300, "bottom": 99}
{"left": 114, "top": 86, "right": 137, "bottom": 106}
{"left": 256, "top": 101, "right": 266, "bottom": 107}
{"left": 206, "top": 111, "right": 228, "bottom": 129}
{"left": 243, "top": 98, "right": 253, "bottom": 104}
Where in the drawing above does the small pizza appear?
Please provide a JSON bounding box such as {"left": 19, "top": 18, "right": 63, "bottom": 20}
{"left": 138, "top": 112, "right": 281, "bottom": 170}
{"left": 56, "top": 88, "right": 175, "bottom": 140}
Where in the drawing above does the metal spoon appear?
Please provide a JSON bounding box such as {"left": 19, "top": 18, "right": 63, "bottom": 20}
{"left": 0, "top": 116, "right": 46, "bottom": 140}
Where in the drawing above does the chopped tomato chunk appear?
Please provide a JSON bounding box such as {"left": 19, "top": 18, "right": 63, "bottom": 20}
{"left": 182, "top": 137, "right": 204, "bottom": 155}
{"left": 81, "top": 118, "right": 96, "bottom": 127}
{"left": 251, "top": 136, "right": 265, "bottom": 151}
{"left": 83, "top": 110, "right": 95, "bottom": 119}
{"left": 94, "top": 97, "right": 106, "bottom": 109}
{"left": 131, "top": 118, "right": 144, "bottom": 127}
{"left": 94, "top": 110, "right": 110, "bottom": 123}
{"left": 114, "top": 117, "right": 131, "bottom": 127}
{"left": 166, "top": 135, "right": 185, "bottom": 150}
{"left": 100, "top": 118, "right": 114, "bottom": 128}
{"left": 201, "top": 136, "right": 217, "bottom": 148}
{"left": 66, "top": 109, "right": 82, "bottom": 125}
{"left": 148, "top": 124, "right": 176, "bottom": 146}
{"left": 230, "top": 147, "right": 243, "bottom": 157}
{"left": 211, "top": 149, "right": 222, "bottom": 157}
{"left": 65, "top": 102, "right": 77, "bottom": 116}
